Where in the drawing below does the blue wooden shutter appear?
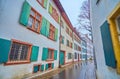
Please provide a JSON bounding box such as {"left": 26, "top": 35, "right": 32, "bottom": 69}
{"left": 41, "top": 17, "right": 47, "bottom": 36}
{"left": 54, "top": 28, "right": 58, "bottom": 41}
{"left": 46, "top": 20, "right": 50, "bottom": 37}
{"left": 40, "top": 64, "right": 44, "bottom": 71}
{"left": 100, "top": 21, "right": 116, "bottom": 68}
{"left": 0, "top": 38, "right": 11, "bottom": 63}
{"left": 19, "top": 1, "right": 31, "bottom": 26}
{"left": 45, "top": 64, "right": 48, "bottom": 70}
{"left": 54, "top": 50, "right": 57, "bottom": 60}
{"left": 33, "top": 65, "right": 39, "bottom": 73}
{"left": 30, "top": 46, "right": 39, "bottom": 61}
{"left": 42, "top": 48, "right": 48, "bottom": 60}
{"left": 52, "top": 63, "right": 54, "bottom": 69}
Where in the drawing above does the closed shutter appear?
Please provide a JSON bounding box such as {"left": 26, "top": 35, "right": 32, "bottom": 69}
{"left": 43, "top": 0, "right": 48, "bottom": 9}
{"left": 54, "top": 50, "right": 57, "bottom": 60}
{"left": 52, "top": 63, "right": 54, "bottom": 68}
{"left": 54, "top": 28, "right": 58, "bottom": 41}
{"left": 42, "top": 48, "right": 48, "bottom": 60}
{"left": 19, "top": 1, "right": 31, "bottom": 26}
{"left": 46, "top": 20, "right": 50, "bottom": 37}
{"left": 45, "top": 64, "right": 48, "bottom": 70}
{"left": 49, "top": 4, "right": 52, "bottom": 14}
{"left": 33, "top": 65, "right": 38, "bottom": 73}
{"left": 100, "top": 21, "right": 116, "bottom": 68}
{"left": 41, "top": 64, "right": 44, "bottom": 71}
{"left": 41, "top": 17, "right": 47, "bottom": 36}
{"left": 30, "top": 46, "right": 39, "bottom": 61}
{"left": 0, "top": 38, "right": 11, "bottom": 63}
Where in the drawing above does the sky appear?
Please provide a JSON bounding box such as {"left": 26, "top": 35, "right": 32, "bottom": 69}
{"left": 60, "top": 0, "right": 85, "bottom": 28}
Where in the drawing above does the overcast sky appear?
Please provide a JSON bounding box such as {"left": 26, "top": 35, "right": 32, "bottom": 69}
{"left": 60, "top": 0, "right": 84, "bottom": 28}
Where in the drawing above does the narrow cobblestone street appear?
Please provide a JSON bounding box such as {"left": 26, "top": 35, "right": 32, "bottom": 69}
{"left": 32, "top": 60, "right": 96, "bottom": 79}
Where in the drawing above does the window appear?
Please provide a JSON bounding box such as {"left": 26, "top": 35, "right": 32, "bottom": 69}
{"left": 48, "top": 63, "right": 52, "bottom": 69}
{"left": 48, "top": 49, "right": 54, "bottom": 60}
{"left": 37, "top": 0, "right": 48, "bottom": 8}
{"left": 28, "top": 8, "right": 42, "bottom": 33}
{"left": 116, "top": 15, "right": 120, "bottom": 34}
{"left": 8, "top": 40, "right": 32, "bottom": 64}
{"left": 66, "top": 40, "right": 69, "bottom": 47}
{"left": 37, "top": 0, "right": 43, "bottom": 5}
{"left": 75, "top": 53, "right": 77, "bottom": 59}
{"left": 60, "top": 20, "right": 64, "bottom": 28}
{"left": 49, "top": 24, "right": 55, "bottom": 40}
{"left": 70, "top": 31, "right": 73, "bottom": 37}
{"left": 68, "top": 53, "right": 72, "bottom": 59}
{"left": 66, "top": 27, "right": 69, "bottom": 34}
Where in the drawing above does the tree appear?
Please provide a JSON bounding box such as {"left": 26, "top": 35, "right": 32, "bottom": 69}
{"left": 78, "top": 0, "right": 91, "bottom": 33}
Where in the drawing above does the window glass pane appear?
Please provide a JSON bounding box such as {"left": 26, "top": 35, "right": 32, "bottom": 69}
{"left": 30, "top": 9, "right": 35, "bottom": 16}
{"left": 28, "top": 16, "right": 34, "bottom": 28}
{"left": 36, "top": 14, "right": 40, "bottom": 20}
{"left": 117, "top": 16, "right": 120, "bottom": 31}
{"left": 48, "top": 50, "right": 52, "bottom": 59}
{"left": 35, "top": 20, "right": 39, "bottom": 31}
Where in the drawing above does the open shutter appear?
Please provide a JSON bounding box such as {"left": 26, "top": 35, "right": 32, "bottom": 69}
{"left": 43, "top": 0, "right": 48, "bottom": 9}
{"left": 41, "top": 17, "right": 47, "bottom": 36}
{"left": 52, "top": 63, "right": 54, "bottom": 69}
{"left": 40, "top": 64, "right": 44, "bottom": 71}
{"left": 54, "top": 50, "right": 57, "bottom": 60}
{"left": 100, "top": 21, "right": 116, "bottom": 68}
{"left": 45, "top": 64, "right": 48, "bottom": 70}
{"left": 31, "top": 46, "right": 39, "bottom": 61}
{"left": 54, "top": 28, "right": 58, "bottom": 41}
{"left": 42, "top": 48, "right": 48, "bottom": 60}
{"left": 33, "top": 65, "right": 39, "bottom": 73}
{"left": 19, "top": 1, "right": 31, "bottom": 26}
{"left": 49, "top": 4, "right": 52, "bottom": 14}
{"left": 0, "top": 38, "right": 11, "bottom": 63}
{"left": 46, "top": 20, "right": 50, "bottom": 37}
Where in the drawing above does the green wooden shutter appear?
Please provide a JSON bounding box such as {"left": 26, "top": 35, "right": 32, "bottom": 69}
{"left": 43, "top": 0, "right": 48, "bottom": 9}
{"left": 46, "top": 20, "right": 50, "bottom": 37}
{"left": 100, "top": 21, "right": 116, "bottom": 68}
{"left": 0, "top": 38, "right": 11, "bottom": 63}
{"left": 41, "top": 17, "right": 47, "bottom": 36}
{"left": 49, "top": 4, "right": 52, "bottom": 14}
{"left": 45, "top": 64, "right": 48, "bottom": 70}
{"left": 30, "top": 46, "right": 39, "bottom": 61}
{"left": 52, "top": 63, "right": 54, "bottom": 69}
{"left": 54, "top": 28, "right": 58, "bottom": 41}
{"left": 54, "top": 50, "right": 57, "bottom": 60}
{"left": 19, "top": 1, "right": 31, "bottom": 26}
{"left": 40, "top": 64, "right": 44, "bottom": 71}
{"left": 42, "top": 48, "right": 48, "bottom": 60}
{"left": 33, "top": 65, "right": 38, "bottom": 73}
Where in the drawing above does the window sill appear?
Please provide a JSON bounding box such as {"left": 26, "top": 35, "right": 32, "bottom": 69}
{"left": 27, "top": 27, "right": 40, "bottom": 34}
{"left": 46, "top": 59, "right": 54, "bottom": 61}
{"left": 5, "top": 61, "right": 30, "bottom": 65}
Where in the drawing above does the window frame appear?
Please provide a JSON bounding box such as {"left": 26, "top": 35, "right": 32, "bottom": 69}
{"left": 6, "top": 39, "right": 32, "bottom": 65}
{"left": 47, "top": 48, "right": 54, "bottom": 61}
{"left": 49, "top": 24, "right": 55, "bottom": 40}
{"left": 37, "top": 0, "right": 44, "bottom": 7}
{"left": 115, "top": 15, "right": 120, "bottom": 34}
{"left": 27, "top": 8, "right": 42, "bottom": 34}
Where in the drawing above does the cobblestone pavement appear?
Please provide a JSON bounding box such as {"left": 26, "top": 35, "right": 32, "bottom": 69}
{"left": 31, "top": 60, "right": 96, "bottom": 79}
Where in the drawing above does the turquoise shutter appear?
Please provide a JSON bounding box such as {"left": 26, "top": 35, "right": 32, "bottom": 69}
{"left": 54, "top": 50, "right": 57, "bottom": 60}
{"left": 43, "top": 0, "right": 48, "bottom": 9}
{"left": 54, "top": 28, "right": 58, "bottom": 41}
{"left": 19, "top": 1, "right": 31, "bottom": 26}
{"left": 40, "top": 64, "right": 44, "bottom": 71}
{"left": 42, "top": 48, "right": 48, "bottom": 60}
{"left": 52, "top": 63, "right": 54, "bottom": 68}
{"left": 41, "top": 17, "right": 47, "bottom": 36}
{"left": 100, "top": 21, "right": 116, "bottom": 68}
{"left": 46, "top": 20, "right": 50, "bottom": 37}
{"left": 33, "top": 65, "right": 39, "bottom": 73}
{"left": 45, "top": 64, "right": 48, "bottom": 70}
{"left": 31, "top": 46, "right": 39, "bottom": 61}
{"left": 0, "top": 38, "right": 11, "bottom": 63}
